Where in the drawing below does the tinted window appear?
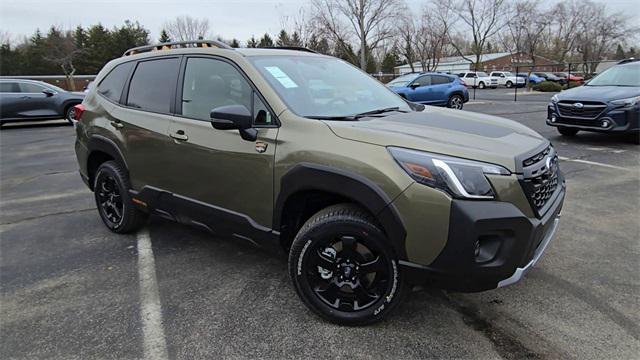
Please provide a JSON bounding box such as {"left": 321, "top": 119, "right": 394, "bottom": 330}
{"left": 431, "top": 76, "right": 451, "bottom": 85}
{"left": 98, "top": 62, "right": 134, "bottom": 102}
{"left": 0, "top": 82, "right": 20, "bottom": 93}
{"left": 413, "top": 76, "right": 431, "bottom": 87}
{"left": 181, "top": 58, "right": 252, "bottom": 121}
{"left": 20, "top": 83, "right": 47, "bottom": 93}
{"left": 127, "top": 58, "right": 180, "bottom": 113}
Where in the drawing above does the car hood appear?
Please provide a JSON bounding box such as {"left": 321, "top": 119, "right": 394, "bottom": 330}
{"left": 557, "top": 86, "right": 640, "bottom": 102}
{"left": 324, "top": 107, "right": 547, "bottom": 173}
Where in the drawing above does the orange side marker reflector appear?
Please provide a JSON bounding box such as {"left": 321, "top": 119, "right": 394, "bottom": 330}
{"left": 132, "top": 198, "right": 147, "bottom": 207}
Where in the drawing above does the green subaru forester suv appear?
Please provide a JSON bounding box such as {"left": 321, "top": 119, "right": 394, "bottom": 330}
{"left": 74, "top": 40, "right": 565, "bottom": 325}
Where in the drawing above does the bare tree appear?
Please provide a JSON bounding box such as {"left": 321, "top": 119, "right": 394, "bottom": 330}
{"left": 163, "top": 16, "right": 211, "bottom": 42}
{"left": 442, "top": 0, "right": 510, "bottom": 70}
{"left": 502, "top": 0, "right": 551, "bottom": 75}
{"left": 310, "top": 0, "right": 402, "bottom": 69}
{"left": 43, "top": 28, "right": 82, "bottom": 90}
{"left": 575, "top": 1, "right": 634, "bottom": 72}
{"left": 413, "top": 2, "right": 452, "bottom": 71}
{"left": 396, "top": 12, "right": 417, "bottom": 73}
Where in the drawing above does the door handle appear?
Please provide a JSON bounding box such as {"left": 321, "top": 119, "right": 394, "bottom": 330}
{"left": 110, "top": 121, "right": 124, "bottom": 129}
{"left": 170, "top": 130, "right": 188, "bottom": 141}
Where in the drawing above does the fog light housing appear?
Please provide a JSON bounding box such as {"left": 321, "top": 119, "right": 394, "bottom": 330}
{"left": 550, "top": 115, "right": 557, "bottom": 123}
{"left": 600, "top": 119, "right": 610, "bottom": 128}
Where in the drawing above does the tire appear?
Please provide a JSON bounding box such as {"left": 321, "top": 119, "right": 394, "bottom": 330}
{"left": 478, "top": 82, "right": 485, "bottom": 89}
{"left": 557, "top": 127, "right": 579, "bottom": 136}
{"left": 288, "top": 203, "right": 407, "bottom": 326}
{"left": 65, "top": 105, "right": 77, "bottom": 125}
{"left": 506, "top": 81, "right": 513, "bottom": 88}
{"left": 447, "top": 94, "right": 464, "bottom": 110}
{"left": 94, "top": 161, "right": 148, "bottom": 233}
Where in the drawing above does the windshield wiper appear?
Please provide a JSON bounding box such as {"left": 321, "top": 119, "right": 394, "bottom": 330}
{"left": 306, "top": 115, "right": 356, "bottom": 121}
{"left": 353, "top": 107, "right": 407, "bottom": 119}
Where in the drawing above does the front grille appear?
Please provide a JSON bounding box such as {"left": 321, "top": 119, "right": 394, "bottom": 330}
{"left": 520, "top": 146, "right": 561, "bottom": 214}
{"left": 523, "top": 170, "right": 559, "bottom": 209}
{"left": 557, "top": 100, "right": 606, "bottom": 119}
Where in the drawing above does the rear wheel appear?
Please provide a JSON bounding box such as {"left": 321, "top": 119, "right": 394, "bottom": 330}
{"left": 447, "top": 94, "right": 464, "bottom": 110}
{"left": 65, "top": 105, "right": 77, "bottom": 125}
{"left": 94, "top": 161, "right": 148, "bottom": 233}
{"left": 478, "top": 82, "right": 486, "bottom": 89}
{"left": 288, "top": 204, "right": 407, "bottom": 325}
{"left": 557, "top": 127, "right": 579, "bottom": 136}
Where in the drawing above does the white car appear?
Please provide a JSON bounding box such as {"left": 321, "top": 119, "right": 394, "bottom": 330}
{"left": 489, "top": 71, "right": 526, "bottom": 88}
{"left": 457, "top": 71, "right": 498, "bottom": 89}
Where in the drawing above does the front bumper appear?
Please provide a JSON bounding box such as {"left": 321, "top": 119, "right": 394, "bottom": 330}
{"left": 400, "top": 186, "right": 564, "bottom": 292}
{"left": 547, "top": 103, "right": 640, "bottom": 133}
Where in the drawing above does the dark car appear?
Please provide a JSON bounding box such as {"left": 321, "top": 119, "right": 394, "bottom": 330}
{"left": 0, "top": 79, "right": 85, "bottom": 126}
{"left": 534, "top": 72, "right": 565, "bottom": 84}
{"left": 387, "top": 72, "right": 469, "bottom": 109}
{"left": 547, "top": 59, "right": 639, "bottom": 141}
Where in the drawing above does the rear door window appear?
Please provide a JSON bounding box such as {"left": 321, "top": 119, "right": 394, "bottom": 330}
{"left": 431, "top": 76, "right": 451, "bottom": 85}
{"left": 0, "top": 82, "right": 20, "bottom": 93}
{"left": 98, "top": 62, "right": 134, "bottom": 103}
{"left": 127, "top": 58, "right": 180, "bottom": 113}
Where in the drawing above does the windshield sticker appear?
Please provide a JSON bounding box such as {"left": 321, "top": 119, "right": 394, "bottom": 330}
{"left": 265, "top": 66, "right": 298, "bottom": 88}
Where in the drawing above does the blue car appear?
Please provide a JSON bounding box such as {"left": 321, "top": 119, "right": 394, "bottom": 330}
{"left": 517, "top": 72, "right": 545, "bottom": 84}
{"left": 387, "top": 73, "right": 469, "bottom": 109}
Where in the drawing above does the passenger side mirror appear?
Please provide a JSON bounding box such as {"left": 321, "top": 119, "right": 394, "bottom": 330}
{"left": 42, "top": 89, "right": 55, "bottom": 97}
{"left": 210, "top": 105, "right": 257, "bottom": 141}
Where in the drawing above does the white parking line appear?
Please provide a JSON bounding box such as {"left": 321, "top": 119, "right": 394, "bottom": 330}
{"left": 137, "top": 229, "right": 169, "bottom": 360}
{"left": 558, "top": 156, "right": 631, "bottom": 171}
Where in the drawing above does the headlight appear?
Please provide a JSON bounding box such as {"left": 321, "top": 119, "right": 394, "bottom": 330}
{"left": 610, "top": 96, "right": 640, "bottom": 107}
{"left": 551, "top": 94, "right": 559, "bottom": 103}
{"left": 388, "top": 147, "right": 510, "bottom": 200}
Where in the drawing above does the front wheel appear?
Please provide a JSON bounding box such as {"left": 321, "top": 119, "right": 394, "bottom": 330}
{"left": 478, "top": 82, "right": 485, "bottom": 89}
{"left": 94, "top": 161, "right": 148, "bottom": 233}
{"left": 557, "top": 127, "right": 579, "bottom": 136}
{"left": 288, "top": 204, "right": 407, "bottom": 325}
{"left": 506, "top": 81, "right": 513, "bottom": 88}
{"left": 447, "top": 94, "right": 464, "bottom": 110}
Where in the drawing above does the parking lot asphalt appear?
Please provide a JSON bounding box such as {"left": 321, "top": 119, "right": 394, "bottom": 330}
{"left": 1, "top": 93, "right": 639, "bottom": 359}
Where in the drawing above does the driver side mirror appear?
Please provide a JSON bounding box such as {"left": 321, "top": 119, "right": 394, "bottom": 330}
{"left": 409, "top": 83, "right": 420, "bottom": 89}
{"left": 210, "top": 105, "right": 257, "bottom": 141}
{"left": 42, "top": 89, "right": 55, "bottom": 97}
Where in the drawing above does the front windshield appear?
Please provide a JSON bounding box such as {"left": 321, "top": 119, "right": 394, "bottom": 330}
{"left": 387, "top": 75, "right": 416, "bottom": 87}
{"left": 503, "top": 72, "right": 513, "bottom": 76}
{"left": 477, "top": 72, "right": 489, "bottom": 77}
{"left": 586, "top": 63, "right": 640, "bottom": 86}
{"left": 249, "top": 56, "right": 410, "bottom": 118}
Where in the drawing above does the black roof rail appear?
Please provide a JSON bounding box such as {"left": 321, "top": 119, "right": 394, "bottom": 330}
{"left": 123, "top": 40, "right": 232, "bottom": 57}
{"left": 617, "top": 58, "right": 638, "bottom": 64}
{"left": 263, "top": 46, "right": 318, "bottom": 54}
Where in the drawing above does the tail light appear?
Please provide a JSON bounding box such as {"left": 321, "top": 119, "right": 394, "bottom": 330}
{"left": 459, "top": 79, "right": 467, "bottom": 86}
{"left": 73, "top": 104, "right": 85, "bottom": 121}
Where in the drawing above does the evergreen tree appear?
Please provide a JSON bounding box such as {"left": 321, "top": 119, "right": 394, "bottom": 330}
{"left": 290, "top": 32, "right": 302, "bottom": 47}
{"left": 229, "top": 38, "right": 240, "bottom": 48}
{"left": 258, "top": 33, "right": 274, "bottom": 48}
{"left": 159, "top": 29, "right": 171, "bottom": 43}
{"left": 628, "top": 47, "right": 636, "bottom": 58}
{"left": 276, "top": 30, "right": 290, "bottom": 47}
{"left": 614, "top": 44, "right": 626, "bottom": 60}
{"left": 381, "top": 52, "right": 397, "bottom": 74}
{"left": 247, "top": 36, "right": 258, "bottom": 48}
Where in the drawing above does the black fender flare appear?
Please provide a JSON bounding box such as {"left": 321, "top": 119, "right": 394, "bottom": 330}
{"left": 86, "top": 135, "right": 128, "bottom": 183}
{"left": 273, "top": 163, "right": 407, "bottom": 259}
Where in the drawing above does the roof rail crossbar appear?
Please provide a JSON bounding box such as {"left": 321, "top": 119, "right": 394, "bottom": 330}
{"left": 263, "top": 46, "right": 318, "bottom": 54}
{"left": 123, "top": 40, "right": 232, "bottom": 56}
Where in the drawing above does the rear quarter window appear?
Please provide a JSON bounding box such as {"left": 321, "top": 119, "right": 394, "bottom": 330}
{"left": 98, "top": 62, "right": 134, "bottom": 103}
{"left": 127, "top": 58, "right": 180, "bottom": 113}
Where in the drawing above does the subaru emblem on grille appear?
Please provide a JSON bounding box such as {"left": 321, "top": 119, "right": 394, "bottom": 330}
{"left": 573, "top": 102, "right": 584, "bottom": 109}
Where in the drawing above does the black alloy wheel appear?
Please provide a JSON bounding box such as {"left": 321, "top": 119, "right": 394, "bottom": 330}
{"left": 289, "top": 204, "right": 405, "bottom": 325}
{"left": 96, "top": 173, "right": 124, "bottom": 227}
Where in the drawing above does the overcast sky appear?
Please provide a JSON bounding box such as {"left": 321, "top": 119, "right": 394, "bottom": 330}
{"left": 1, "top": 0, "right": 638, "bottom": 45}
